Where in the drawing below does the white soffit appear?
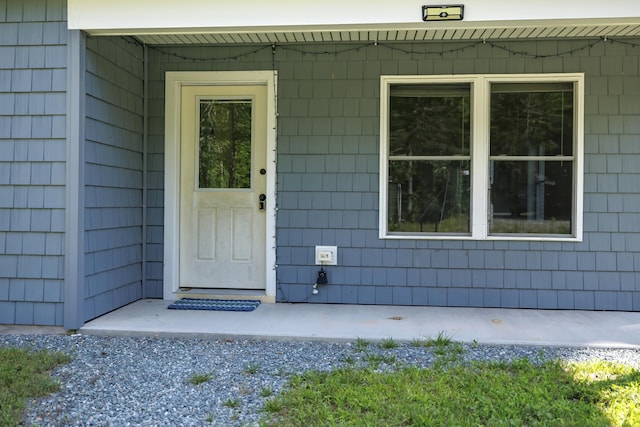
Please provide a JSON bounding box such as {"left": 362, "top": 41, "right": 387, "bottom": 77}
{"left": 68, "top": 0, "right": 640, "bottom": 44}
{"left": 128, "top": 21, "right": 640, "bottom": 45}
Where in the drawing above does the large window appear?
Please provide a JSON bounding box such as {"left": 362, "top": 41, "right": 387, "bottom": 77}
{"left": 380, "top": 74, "right": 584, "bottom": 241}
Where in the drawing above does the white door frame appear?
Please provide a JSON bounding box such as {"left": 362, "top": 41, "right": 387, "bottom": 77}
{"left": 164, "top": 71, "right": 278, "bottom": 301}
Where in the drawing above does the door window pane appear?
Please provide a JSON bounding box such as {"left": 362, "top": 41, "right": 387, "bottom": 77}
{"left": 199, "top": 100, "right": 252, "bottom": 189}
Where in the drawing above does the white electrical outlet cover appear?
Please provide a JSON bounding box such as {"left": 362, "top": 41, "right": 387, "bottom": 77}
{"left": 315, "top": 245, "right": 337, "bottom": 265}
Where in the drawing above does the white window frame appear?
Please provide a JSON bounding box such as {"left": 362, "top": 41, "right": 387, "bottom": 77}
{"left": 379, "top": 73, "right": 584, "bottom": 242}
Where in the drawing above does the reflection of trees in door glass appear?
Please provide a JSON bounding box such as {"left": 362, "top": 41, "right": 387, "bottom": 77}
{"left": 199, "top": 100, "right": 252, "bottom": 189}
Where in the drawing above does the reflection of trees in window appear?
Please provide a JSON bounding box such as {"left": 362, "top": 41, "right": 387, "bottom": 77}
{"left": 388, "top": 85, "right": 470, "bottom": 233}
{"left": 490, "top": 84, "right": 573, "bottom": 157}
{"left": 389, "top": 160, "right": 470, "bottom": 232}
{"left": 390, "top": 91, "right": 470, "bottom": 157}
{"left": 489, "top": 83, "right": 573, "bottom": 234}
{"left": 382, "top": 75, "right": 582, "bottom": 239}
{"left": 199, "top": 100, "right": 252, "bottom": 189}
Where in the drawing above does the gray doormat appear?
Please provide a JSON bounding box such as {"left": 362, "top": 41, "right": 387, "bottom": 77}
{"left": 168, "top": 298, "right": 261, "bottom": 312}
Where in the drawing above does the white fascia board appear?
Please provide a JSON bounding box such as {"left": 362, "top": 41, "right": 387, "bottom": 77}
{"left": 68, "top": 0, "right": 640, "bottom": 34}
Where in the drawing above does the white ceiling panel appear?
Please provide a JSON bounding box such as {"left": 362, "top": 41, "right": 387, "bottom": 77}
{"left": 130, "top": 22, "right": 640, "bottom": 46}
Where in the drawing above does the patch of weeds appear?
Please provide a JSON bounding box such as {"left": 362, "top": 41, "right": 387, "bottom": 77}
{"left": 378, "top": 337, "right": 399, "bottom": 349}
{"left": 365, "top": 353, "right": 397, "bottom": 369}
{"left": 260, "top": 387, "right": 274, "bottom": 398}
{"left": 263, "top": 397, "right": 285, "bottom": 414}
{"left": 224, "top": 398, "right": 240, "bottom": 409}
{"left": 424, "top": 331, "right": 453, "bottom": 348}
{"left": 342, "top": 355, "right": 355, "bottom": 364}
{"left": 410, "top": 338, "right": 426, "bottom": 347}
{"left": 417, "top": 331, "right": 465, "bottom": 365}
{"left": 354, "top": 337, "right": 370, "bottom": 352}
{"left": 244, "top": 363, "right": 261, "bottom": 375}
{"left": 188, "top": 373, "right": 212, "bottom": 385}
{"left": 433, "top": 340, "right": 463, "bottom": 356}
{"left": 434, "top": 342, "right": 465, "bottom": 366}
{"left": 205, "top": 414, "right": 214, "bottom": 424}
{"left": 0, "top": 347, "right": 71, "bottom": 427}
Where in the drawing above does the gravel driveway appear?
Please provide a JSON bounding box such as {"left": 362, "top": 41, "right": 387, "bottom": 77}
{"left": 1, "top": 334, "right": 638, "bottom": 426}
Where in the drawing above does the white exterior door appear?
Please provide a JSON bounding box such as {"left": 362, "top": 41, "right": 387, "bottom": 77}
{"left": 179, "top": 85, "right": 267, "bottom": 290}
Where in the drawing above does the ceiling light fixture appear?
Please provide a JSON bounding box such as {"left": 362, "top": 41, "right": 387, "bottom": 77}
{"left": 422, "top": 5, "right": 464, "bottom": 21}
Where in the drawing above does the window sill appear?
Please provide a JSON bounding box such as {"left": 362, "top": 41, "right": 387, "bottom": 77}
{"left": 381, "top": 233, "right": 583, "bottom": 242}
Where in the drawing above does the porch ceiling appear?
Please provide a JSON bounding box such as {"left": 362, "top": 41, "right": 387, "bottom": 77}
{"left": 129, "top": 19, "right": 640, "bottom": 45}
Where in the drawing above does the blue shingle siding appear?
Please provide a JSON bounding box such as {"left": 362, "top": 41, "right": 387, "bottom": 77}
{"left": 144, "top": 38, "right": 640, "bottom": 311}
{"left": 82, "top": 35, "right": 144, "bottom": 321}
{"left": 0, "top": 0, "right": 65, "bottom": 325}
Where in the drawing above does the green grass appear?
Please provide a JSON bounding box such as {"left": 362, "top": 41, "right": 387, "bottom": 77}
{"left": 244, "top": 363, "right": 261, "bottom": 375}
{"left": 260, "top": 387, "right": 274, "bottom": 398}
{"left": 0, "top": 347, "right": 71, "bottom": 426}
{"left": 364, "top": 353, "right": 397, "bottom": 369}
{"left": 570, "top": 360, "right": 640, "bottom": 426}
{"left": 378, "top": 337, "right": 399, "bottom": 349}
{"left": 262, "top": 348, "right": 640, "bottom": 427}
{"left": 187, "top": 372, "right": 213, "bottom": 385}
{"left": 413, "top": 332, "right": 465, "bottom": 364}
{"left": 411, "top": 331, "right": 456, "bottom": 348}
{"left": 354, "top": 337, "right": 370, "bottom": 352}
{"left": 224, "top": 398, "right": 240, "bottom": 409}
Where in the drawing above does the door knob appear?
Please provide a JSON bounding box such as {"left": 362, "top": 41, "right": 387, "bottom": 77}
{"left": 259, "top": 194, "right": 266, "bottom": 210}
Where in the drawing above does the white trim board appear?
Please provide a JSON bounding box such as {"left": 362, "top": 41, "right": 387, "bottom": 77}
{"left": 163, "top": 71, "right": 278, "bottom": 301}
{"left": 69, "top": 0, "right": 640, "bottom": 33}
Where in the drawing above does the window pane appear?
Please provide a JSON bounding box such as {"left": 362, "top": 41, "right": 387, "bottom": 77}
{"left": 388, "top": 160, "right": 470, "bottom": 233}
{"left": 490, "top": 160, "right": 572, "bottom": 234}
{"left": 390, "top": 84, "right": 470, "bottom": 156}
{"left": 490, "top": 83, "right": 573, "bottom": 157}
{"left": 199, "top": 100, "right": 252, "bottom": 189}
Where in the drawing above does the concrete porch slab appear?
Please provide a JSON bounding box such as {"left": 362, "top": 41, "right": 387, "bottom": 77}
{"left": 79, "top": 300, "right": 640, "bottom": 348}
